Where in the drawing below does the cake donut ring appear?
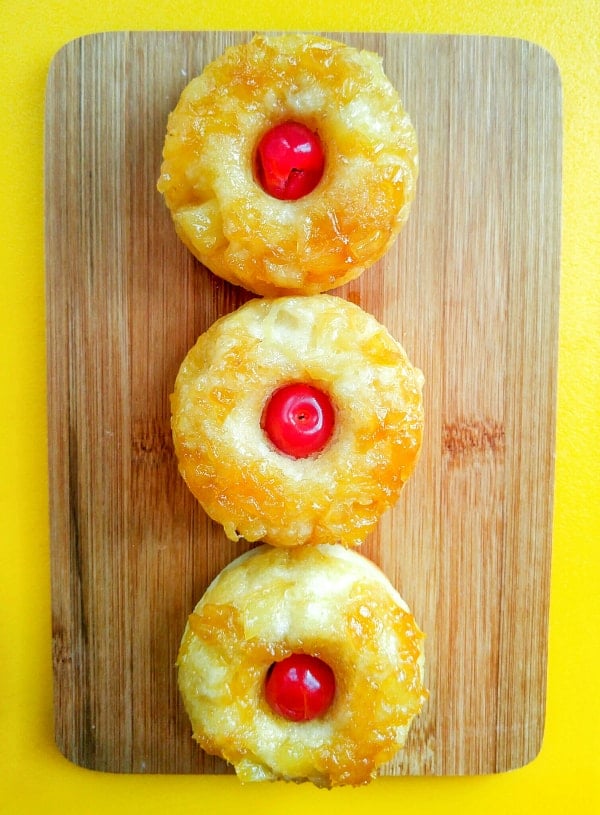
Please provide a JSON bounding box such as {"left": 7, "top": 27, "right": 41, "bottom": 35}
{"left": 171, "top": 295, "right": 424, "bottom": 548}
{"left": 177, "top": 543, "right": 427, "bottom": 786}
{"left": 157, "top": 33, "right": 418, "bottom": 296}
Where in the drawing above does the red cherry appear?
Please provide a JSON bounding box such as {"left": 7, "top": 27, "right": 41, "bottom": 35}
{"left": 255, "top": 121, "right": 325, "bottom": 200}
{"left": 264, "top": 654, "right": 336, "bottom": 722}
{"left": 261, "top": 383, "right": 335, "bottom": 459}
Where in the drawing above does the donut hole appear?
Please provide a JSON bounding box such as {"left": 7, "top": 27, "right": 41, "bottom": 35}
{"left": 253, "top": 120, "right": 325, "bottom": 200}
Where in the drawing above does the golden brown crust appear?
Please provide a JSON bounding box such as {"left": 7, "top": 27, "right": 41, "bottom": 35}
{"left": 177, "top": 544, "right": 427, "bottom": 786}
{"left": 157, "top": 34, "right": 418, "bottom": 295}
{"left": 171, "top": 295, "right": 424, "bottom": 548}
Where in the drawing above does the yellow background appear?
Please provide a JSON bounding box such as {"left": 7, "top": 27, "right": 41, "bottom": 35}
{"left": 1, "top": 1, "right": 598, "bottom": 812}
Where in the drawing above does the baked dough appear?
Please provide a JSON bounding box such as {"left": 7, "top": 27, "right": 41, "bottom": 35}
{"left": 157, "top": 33, "right": 418, "bottom": 296}
{"left": 177, "top": 543, "right": 427, "bottom": 786}
{"left": 171, "top": 295, "right": 424, "bottom": 548}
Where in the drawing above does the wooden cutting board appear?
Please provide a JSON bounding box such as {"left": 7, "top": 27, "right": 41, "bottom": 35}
{"left": 45, "top": 31, "right": 561, "bottom": 777}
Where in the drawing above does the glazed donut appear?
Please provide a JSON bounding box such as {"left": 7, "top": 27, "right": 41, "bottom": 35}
{"left": 177, "top": 543, "right": 427, "bottom": 786}
{"left": 171, "top": 295, "right": 424, "bottom": 548}
{"left": 157, "top": 33, "right": 418, "bottom": 296}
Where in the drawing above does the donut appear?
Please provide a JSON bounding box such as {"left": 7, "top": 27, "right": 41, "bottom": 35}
{"left": 177, "top": 543, "right": 427, "bottom": 786}
{"left": 171, "top": 295, "right": 424, "bottom": 548}
{"left": 157, "top": 33, "right": 418, "bottom": 296}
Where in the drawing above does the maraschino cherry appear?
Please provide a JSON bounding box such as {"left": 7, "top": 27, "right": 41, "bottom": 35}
{"left": 265, "top": 654, "right": 336, "bottom": 722}
{"left": 255, "top": 121, "right": 325, "bottom": 200}
{"left": 261, "top": 383, "right": 335, "bottom": 459}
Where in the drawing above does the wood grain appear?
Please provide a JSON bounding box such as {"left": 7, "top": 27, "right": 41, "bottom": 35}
{"left": 45, "top": 31, "right": 561, "bottom": 776}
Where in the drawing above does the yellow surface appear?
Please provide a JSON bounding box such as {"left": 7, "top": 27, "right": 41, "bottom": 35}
{"left": 0, "top": 1, "right": 598, "bottom": 813}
